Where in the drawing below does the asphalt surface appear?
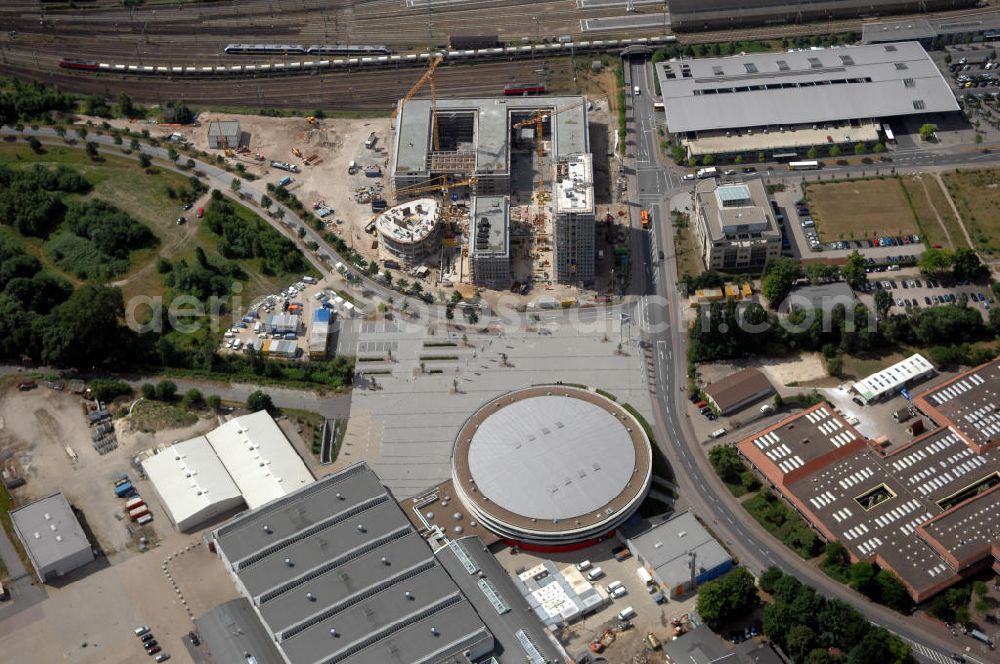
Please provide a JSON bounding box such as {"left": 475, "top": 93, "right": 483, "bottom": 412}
{"left": 624, "top": 55, "right": 991, "bottom": 664}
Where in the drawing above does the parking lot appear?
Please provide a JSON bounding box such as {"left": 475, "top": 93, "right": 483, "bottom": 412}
{"left": 857, "top": 272, "right": 994, "bottom": 318}
{"left": 492, "top": 531, "right": 701, "bottom": 662}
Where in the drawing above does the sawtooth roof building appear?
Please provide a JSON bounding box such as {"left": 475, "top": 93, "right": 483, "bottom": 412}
{"left": 668, "top": 0, "right": 976, "bottom": 33}
{"left": 736, "top": 358, "right": 1000, "bottom": 602}
{"left": 656, "top": 42, "right": 959, "bottom": 158}
{"left": 209, "top": 462, "right": 566, "bottom": 664}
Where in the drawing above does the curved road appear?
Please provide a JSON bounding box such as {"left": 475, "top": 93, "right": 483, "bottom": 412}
{"left": 624, "top": 57, "right": 989, "bottom": 664}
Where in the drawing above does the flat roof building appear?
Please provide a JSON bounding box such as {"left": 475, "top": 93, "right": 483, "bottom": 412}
{"left": 553, "top": 154, "right": 596, "bottom": 284}
{"left": 142, "top": 412, "right": 314, "bottom": 531}
{"left": 863, "top": 11, "right": 1000, "bottom": 45}
{"left": 912, "top": 357, "right": 1000, "bottom": 453}
{"left": 703, "top": 368, "right": 775, "bottom": 415}
{"left": 656, "top": 42, "right": 959, "bottom": 158}
{"left": 210, "top": 462, "right": 565, "bottom": 664}
{"left": 623, "top": 511, "right": 733, "bottom": 598}
{"left": 451, "top": 386, "right": 653, "bottom": 550}
{"left": 11, "top": 492, "right": 93, "bottom": 582}
{"left": 693, "top": 178, "right": 782, "bottom": 271}
{"left": 513, "top": 560, "right": 607, "bottom": 627}
{"left": 851, "top": 353, "right": 935, "bottom": 405}
{"left": 669, "top": 0, "right": 975, "bottom": 33}
{"left": 469, "top": 196, "right": 511, "bottom": 288}
{"left": 737, "top": 358, "right": 1000, "bottom": 602}
{"left": 782, "top": 282, "right": 860, "bottom": 314}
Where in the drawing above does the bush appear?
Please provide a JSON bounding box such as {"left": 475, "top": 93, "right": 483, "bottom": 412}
{"left": 696, "top": 568, "right": 759, "bottom": 630}
{"left": 154, "top": 379, "right": 177, "bottom": 402}
{"left": 206, "top": 394, "right": 222, "bottom": 411}
{"left": 744, "top": 489, "right": 822, "bottom": 558}
{"left": 140, "top": 383, "right": 156, "bottom": 400}
{"left": 89, "top": 379, "right": 133, "bottom": 403}
{"left": 247, "top": 390, "right": 275, "bottom": 414}
{"left": 182, "top": 388, "right": 204, "bottom": 409}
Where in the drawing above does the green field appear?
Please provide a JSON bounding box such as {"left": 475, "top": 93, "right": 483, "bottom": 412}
{"left": 804, "top": 178, "right": 920, "bottom": 243}
{"left": 0, "top": 141, "right": 304, "bottom": 308}
{"left": 941, "top": 168, "right": 1000, "bottom": 256}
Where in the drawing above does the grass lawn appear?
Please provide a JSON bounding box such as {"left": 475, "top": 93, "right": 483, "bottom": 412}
{"left": 839, "top": 350, "right": 907, "bottom": 381}
{"left": 130, "top": 399, "right": 199, "bottom": 432}
{"left": 671, "top": 217, "right": 704, "bottom": 282}
{"left": 940, "top": 168, "right": 1000, "bottom": 256}
{"left": 804, "top": 178, "right": 920, "bottom": 243}
{"left": 0, "top": 482, "right": 34, "bottom": 581}
{"left": 899, "top": 174, "right": 971, "bottom": 251}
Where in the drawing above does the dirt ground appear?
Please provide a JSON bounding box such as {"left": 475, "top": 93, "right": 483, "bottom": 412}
{"left": 696, "top": 353, "right": 828, "bottom": 389}
{"left": 803, "top": 179, "right": 921, "bottom": 243}
{"left": 0, "top": 384, "right": 219, "bottom": 557}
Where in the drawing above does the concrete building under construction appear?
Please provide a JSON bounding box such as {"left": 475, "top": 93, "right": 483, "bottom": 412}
{"left": 390, "top": 95, "right": 595, "bottom": 285}
{"left": 374, "top": 197, "right": 441, "bottom": 263}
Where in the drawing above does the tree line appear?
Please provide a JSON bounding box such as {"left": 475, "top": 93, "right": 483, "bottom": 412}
{"left": 202, "top": 192, "right": 308, "bottom": 275}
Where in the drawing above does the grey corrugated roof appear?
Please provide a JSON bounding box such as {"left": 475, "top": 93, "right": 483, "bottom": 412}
{"left": 625, "top": 511, "right": 731, "bottom": 588}
{"left": 862, "top": 18, "right": 936, "bottom": 43}
{"left": 393, "top": 96, "right": 588, "bottom": 178}
{"left": 10, "top": 493, "right": 91, "bottom": 573}
{"left": 466, "top": 395, "right": 637, "bottom": 521}
{"left": 212, "top": 463, "right": 500, "bottom": 664}
{"left": 196, "top": 598, "right": 285, "bottom": 664}
{"left": 657, "top": 42, "right": 959, "bottom": 134}
{"left": 436, "top": 538, "right": 566, "bottom": 664}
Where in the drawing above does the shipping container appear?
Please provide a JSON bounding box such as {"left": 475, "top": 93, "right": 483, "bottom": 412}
{"left": 125, "top": 496, "right": 145, "bottom": 510}
{"left": 136, "top": 513, "right": 153, "bottom": 526}
{"left": 128, "top": 506, "right": 150, "bottom": 521}
{"left": 114, "top": 481, "right": 134, "bottom": 497}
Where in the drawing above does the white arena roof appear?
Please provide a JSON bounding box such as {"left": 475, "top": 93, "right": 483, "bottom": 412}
{"left": 467, "top": 395, "right": 636, "bottom": 520}
{"left": 852, "top": 353, "right": 935, "bottom": 404}
{"left": 656, "top": 41, "right": 959, "bottom": 134}
{"left": 142, "top": 437, "right": 244, "bottom": 531}
{"left": 142, "top": 411, "right": 314, "bottom": 531}
{"left": 206, "top": 410, "right": 314, "bottom": 509}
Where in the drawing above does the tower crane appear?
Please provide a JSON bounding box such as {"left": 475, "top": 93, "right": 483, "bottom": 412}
{"left": 391, "top": 54, "right": 443, "bottom": 152}
{"left": 511, "top": 98, "right": 587, "bottom": 203}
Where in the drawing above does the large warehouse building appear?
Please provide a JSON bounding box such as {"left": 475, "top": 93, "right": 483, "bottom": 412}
{"left": 142, "top": 411, "right": 314, "bottom": 531}
{"left": 656, "top": 42, "right": 960, "bottom": 160}
{"left": 11, "top": 492, "right": 94, "bottom": 582}
{"left": 207, "top": 462, "right": 566, "bottom": 664}
{"left": 736, "top": 357, "right": 1000, "bottom": 602}
{"left": 451, "top": 386, "right": 653, "bottom": 550}
{"left": 391, "top": 96, "right": 596, "bottom": 284}
{"left": 668, "top": 0, "right": 976, "bottom": 33}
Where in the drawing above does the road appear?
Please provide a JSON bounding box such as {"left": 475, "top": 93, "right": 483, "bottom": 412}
{"left": 624, "top": 56, "right": 982, "bottom": 664}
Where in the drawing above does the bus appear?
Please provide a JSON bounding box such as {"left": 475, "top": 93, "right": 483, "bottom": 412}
{"left": 652, "top": 101, "right": 664, "bottom": 112}
{"left": 788, "top": 160, "right": 820, "bottom": 171}
{"left": 882, "top": 123, "right": 895, "bottom": 145}
{"left": 772, "top": 152, "right": 799, "bottom": 163}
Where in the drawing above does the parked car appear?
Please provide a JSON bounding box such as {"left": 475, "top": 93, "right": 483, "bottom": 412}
{"left": 134, "top": 626, "right": 150, "bottom": 637}
{"left": 146, "top": 645, "right": 161, "bottom": 655}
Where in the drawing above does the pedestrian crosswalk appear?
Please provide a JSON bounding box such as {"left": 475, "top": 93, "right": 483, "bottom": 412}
{"left": 907, "top": 639, "right": 955, "bottom": 664}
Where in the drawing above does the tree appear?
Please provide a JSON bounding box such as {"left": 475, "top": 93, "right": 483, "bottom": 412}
{"left": 141, "top": 383, "right": 156, "bottom": 400}
{"left": 917, "top": 247, "right": 953, "bottom": 277}
{"left": 761, "top": 257, "right": 801, "bottom": 308}
{"left": 118, "top": 92, "right": 136, "bottom": 118}
{"left": 185, "top": 158, "right": 195, "bottom": 170}
{"left": 154, "top": 379, "right": 177, "bottom": 402}
{"left": 919, "top": 123, "right": 937, "bottom": 141}
{"left": 182, "top": 388, "right": 204, "bottom": 409}
{"left": 874, "top": 569, "right": 912, "bottom": 613}
{"left": 27, "top": 136, "right": 42, "bottom": 153}
{"left": 167, "top": 147, "right": 179, "bottom": 162}
{"left": 854, "top": 142, "right": 867, "bottom": 156}
{"left": 951, "top": 248, "right": 987, "bottom": 281}
{"left": 807, "top": 146, "right": 819, "bottom": 159}
{"left": 171, "top": 103, "right": 195, "bottom": 125}
{"left": 848, "top": 561, "right": 876, "bottom": 595}
{"left": 247, "top": 390, "right": 275, "bottom": 414}
{"left": 759, "top": 566, "right": 784, "bottom": 594}
{"left": 709, "top": 445, "right": 746, "bottom": 485}
{"left": 54, "top": 126, "right": 67, "bottom": 139}
{"left": 702, "top": 154, "right": 714, "bottom": 166}
{"left": 829, "top": 145, "right": 841, "bottom": 158}
{"left": 975, "top": 133, "right": 984, "bottom": 145}
{"left": 842, "top": 250, "right": 867, "bottom": 290}
{"left": 758, "top": 151, "right": 766, "bottom": 163}
{"left": 138, "top": 153, "right": 152, "bottom": 168}
{"left": 231, "top": 177, "right": 241, "bottom": 193}
{"left": 847, "top": 628, "right": 910, "bottom": 664}
{"left": 695, "top": 568, "right": 759, "bottom": 630}
{"left": 130, "top": 137, "right": 140, "bottom": 151}
{"left": 41, "top": 285, "right": 131, "bottom": 367}
{"left": 89, "top": 379, "right": 132, "bottom": 403}
{"left": 874, "top": 289, "right": 893, "bottom": 319}
{"left": 873, "top": 143, "right": 886, "bottom": 154}
{"left": 206, "top": 394, "right": 222, "bottom": 411}
{"left": 260, "top": 194, "right": 272, "bottom": 209}
{"left": 85, "top": 141, "right": 99, "bottom": 160}
{"left": 787, "top": 624, "right": 818, "bottom": 663}
{"left": 76, "top": 126, "right": 87, "bottom": 140}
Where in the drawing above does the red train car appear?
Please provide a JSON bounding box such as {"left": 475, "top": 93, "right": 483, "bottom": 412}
{"left": 59, "top": 58, "right": 100, "bottom": 71}
{"left": 503, "top": 83, "right": 545, "bottom": 96}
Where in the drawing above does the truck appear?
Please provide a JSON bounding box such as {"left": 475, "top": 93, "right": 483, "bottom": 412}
{"left": 364, "top": 132, "right": 377, "bottom": 149}
{"left": 696, "top": 167, "right": 718, "bottom": 179}
{"left": 347, "top": 160, "right": 358, "bottom": 174}
{"left": 114, "top": 481, "right": 135, "bottom": 498}
{"left": 970, "top": 629, "right": 994, "bottom": 649}
{"left": 641, "top": 209, "right": 650, "bottom": 229}
{"left": 364, "top": 165, "right": 381, "bottom": 178}
{"left": 302, "top": 275, "right": 317, "bottom": 284}
{"left": 270, "top": 160, "right": 299, "bottom": 173}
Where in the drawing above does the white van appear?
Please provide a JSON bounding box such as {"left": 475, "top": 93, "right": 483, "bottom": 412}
{"left": 611, "top": 586, "right": 628, "bottom": 599}
{"left": 586, "top": 567, "right": 605, "bottom": 581}
{"left": 607, "top": 580, "right": 624, "bottom": 593}
{"left": 633, "top": 85, "right": 640, "bottom": 96}
{"left": 575, "top": 560, "right": 592, "bottom": 572}
{"left": 616, "top": 606, "right": 636, "bottom": 621}
{"left": 709, "top": 428, "right": 727, "bottom": 439}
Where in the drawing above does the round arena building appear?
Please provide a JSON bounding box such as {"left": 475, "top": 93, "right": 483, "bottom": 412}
{"left": 451, "top": 386, "right": 653, "bottom": 551}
